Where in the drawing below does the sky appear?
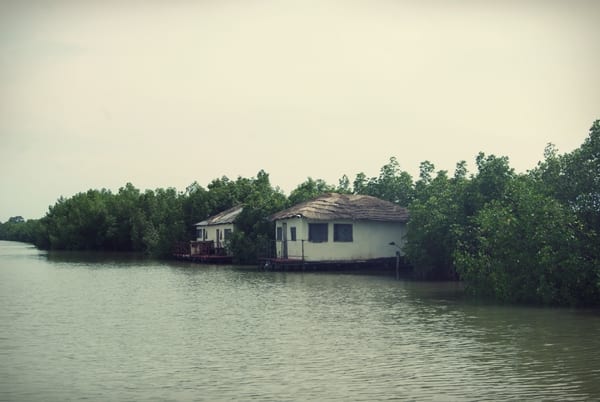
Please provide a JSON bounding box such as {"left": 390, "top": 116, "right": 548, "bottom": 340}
{"left": 1, "top": 0, "right": 599, "bottom": 222}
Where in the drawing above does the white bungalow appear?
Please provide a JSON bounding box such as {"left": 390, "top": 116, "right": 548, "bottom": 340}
{"left": 269, "top": 193, "right": 409, "bottom": 263}
{"left": 191, "top": 205, "right": 243, "bottom": 256}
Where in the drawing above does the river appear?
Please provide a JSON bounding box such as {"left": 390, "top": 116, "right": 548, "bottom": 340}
{"left": 1, "top": 240, "right": 599, "bottom": 401}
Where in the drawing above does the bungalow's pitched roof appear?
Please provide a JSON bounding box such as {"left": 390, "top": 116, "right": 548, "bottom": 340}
{"left": 270, "top": 193, "right": 409, "bottom": 222}
{"left": 195, "top": 205, "right": 244, "bottom": 227}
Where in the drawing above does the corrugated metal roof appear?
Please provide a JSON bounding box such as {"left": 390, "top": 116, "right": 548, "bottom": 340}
{"left": 195, "top": 205, "right": 244, "bottom": 227}
{"left": 270, "top": 193, "right": 409, "bottom": 222}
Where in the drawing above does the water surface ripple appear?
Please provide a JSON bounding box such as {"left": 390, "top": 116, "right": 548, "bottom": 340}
{"left": 1, "top": 241, "right": 599, "bottom": 401}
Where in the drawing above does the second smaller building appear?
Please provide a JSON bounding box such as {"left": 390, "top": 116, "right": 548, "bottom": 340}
{"left": 191, "top": 205, "right": 243, "bottom": 257}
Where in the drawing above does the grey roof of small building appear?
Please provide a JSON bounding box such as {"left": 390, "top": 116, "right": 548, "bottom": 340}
{"left": 269, "top": 193, "right": 409, "bottom": 222}
{"left": 195, "top": 205, "right": 244, "bottom": 227}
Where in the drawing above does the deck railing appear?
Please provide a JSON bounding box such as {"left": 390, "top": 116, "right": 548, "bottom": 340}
{"left": 267, "top": 239, "right": 305, "bottom": 260}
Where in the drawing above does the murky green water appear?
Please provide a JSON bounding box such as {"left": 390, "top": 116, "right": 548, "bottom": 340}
{"left": 1, "top": 241, "right": 599, "bottom": 401}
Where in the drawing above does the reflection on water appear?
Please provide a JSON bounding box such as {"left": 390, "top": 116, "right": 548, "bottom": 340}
{"left": 1, "top": 241, "right": 599, "bottom": 401}
{"left": 46, "top": 249, "right": 150, "bottom": 265}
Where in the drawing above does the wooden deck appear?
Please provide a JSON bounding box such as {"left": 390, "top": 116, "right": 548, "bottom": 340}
{"left": 173, "top": 253, "right": 233, "bottom": 264}
{"left": 172, "top": 241, "right": 233, "bottom": 264}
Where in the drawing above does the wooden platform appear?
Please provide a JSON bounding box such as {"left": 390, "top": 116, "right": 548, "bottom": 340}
{"left": 173, "top": 254, "right": 233, "bottom": 264}
{"left": 172, "top": 240, "right": 233, "bottom": 264}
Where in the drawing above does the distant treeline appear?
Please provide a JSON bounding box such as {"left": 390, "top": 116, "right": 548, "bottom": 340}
{"left": 2, "top": 120, "right": 599, "bottom": 306}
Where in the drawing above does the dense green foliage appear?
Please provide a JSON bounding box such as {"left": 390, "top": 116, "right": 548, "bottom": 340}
{"left": 0, "top": 216, "right": 44, "bottom": 245}
{"left": 2, "top": 121, "right": 599, "bottom": 305}
{"left": 225, "top": 171, "right": 287, "bottom": 264}
{"left": 454, "top": 122, "right": 600, "bottom": 305}
{"left": 0, "top": 171, "right": 290, "bottom": 264}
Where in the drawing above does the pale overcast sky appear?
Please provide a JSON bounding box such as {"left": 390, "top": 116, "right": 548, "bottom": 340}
{"left": 1, "top": 0, "right": 599, "bottom": 221}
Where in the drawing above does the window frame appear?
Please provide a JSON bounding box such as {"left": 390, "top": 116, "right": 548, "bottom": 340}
{"left": 308, "top": 223, "right": 328, "bottom": 243}
{"left": 290, "top": 226, "right": 297, "bottom": 241}
{"left": 333, "top": 223, "right": 353, "bottom": 242}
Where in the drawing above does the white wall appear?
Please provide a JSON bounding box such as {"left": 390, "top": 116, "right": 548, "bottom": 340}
{"left": 275, "top": 217, "right": 305, "bottom": 259}
{"left": 275, "top": 218, "right": 407, "bottom": 261}
{"left": 196, "top": 223, "right": 235, "bottom": 247}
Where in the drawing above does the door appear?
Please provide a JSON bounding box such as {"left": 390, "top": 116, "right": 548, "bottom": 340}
{"left": 282, "top": 222, "right": 288, "bottom": 258}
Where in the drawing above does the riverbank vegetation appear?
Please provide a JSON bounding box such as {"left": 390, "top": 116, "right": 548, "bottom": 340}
{"left": 1, "top": 121, "right": 599, "bottom": 306}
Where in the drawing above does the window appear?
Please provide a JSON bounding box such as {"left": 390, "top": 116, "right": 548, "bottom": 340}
{"left": 308, "top": 223, "right": 328, "bottom": 242}
{"left": 276, "top": 227, "right": 283, "bottom": 241}
{"left": 224, "top": 229, "right": 232, "bottom": 240}
{"left": 290, "top": 227, "right": 297, "bottom": 241}
{"left": 334, "top": 224, "right": 353, "bottom": 242}
{"left": 196, "top": 228, "right": 204, "bottom": 239}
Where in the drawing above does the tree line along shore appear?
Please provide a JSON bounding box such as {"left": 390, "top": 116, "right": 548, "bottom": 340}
{"left": 2, "top": 121, "right": 599, "bottom": 306}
